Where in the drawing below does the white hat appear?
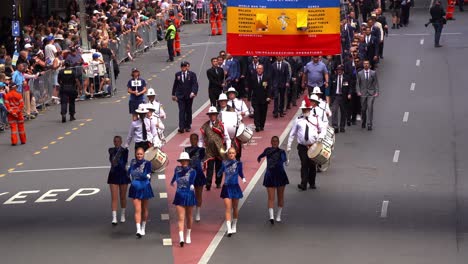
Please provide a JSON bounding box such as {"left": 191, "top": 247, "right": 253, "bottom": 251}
{"left": 135, "top": 104, "right": 149, "bottom": 114}
{"left": 309, "top": 94, "right": 321, "bottom": 104}
{"left": 226, "top": 87, "right": 238, "bottom": 95}
{"left": 93, "top": 10, "right": 100, "bottom": 14}
{"left": 101, "top": 16, "right": 108, "bottom": 20}
{"left": 206, "top": 106, "right": 219, "bottom": 115}
{"left": 145, "top": 103, "right": 156, "bottom": 111}
{"left": 24, "top": 43, "right": 33, "bottom": 49}
{"left": 54, "top": 34, "right": 64, "bottom": 40}
{"left": 177, "top": 152, "right": 191, "bottom": 162}
{"left": 218, "top": 93, "right": 228, "bottom": 101}
{"left": 299, "top": 100, "right": 312, "bottom": 109}
{"left": 146, "top": 88, "right": 156, "bottom": 96}
{"left": 312, "top": 86, "right": 322, "bottom": 94}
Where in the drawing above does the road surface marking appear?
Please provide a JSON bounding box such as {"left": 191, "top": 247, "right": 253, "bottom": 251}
{"left": 152, "top": 75, "right": 157, "bottom": 78}
{"left": 380, "top": 200, "right": 389, "bottom": 218}
{"left": 158, "top": 174, "right": 166, "bottom": 180}
{"left": 404, "top": 33, "right": 430, "bottom": 36}
{"left": 0, "top": 174, "right": 5, "bottom": 178}
{"left": 34, "top": 151, "right": 41, "bottom": 155}
{"left": 420, "top": 38, "right": 424, "bottom": 45}
{"left": 86, "top": 119, "right": 93, "bottom": 122}
{"left": 148, "top": 78, "right": 152, "bottom": 81}
{"left": 165, "top": 66, "right": 170, "bottom": 69}
{"left": 0, "top": 192, "right": 8, "bottom": 195}
{"left": 443, "top": 32, "right": 463, "bottom": 35}
{"left": 121, "top": 96, "right": 126, "bottom": 99}
{"left": 159, "top": 192, "right": 168, "bottom": 199}
{"left": 199, "top": 108, "right": 301, "bottom": 264}
{"left": 50, "top": 141, "right": 57, "bottom": 145}
{"left": 9, "top": 166, "right": 110, "bottom": 173}
{"left": 57, "top": 137, "right": 64, "bottom": 140}
{"left": 42, "top": 146, "right": 49, "bottom": 150}
{"left": 161, "top": 69, "right": 166, "bottom": 72}
{"left": 416, "top": 59, "right": 420, "bottom": 66}
{"left": 393, "top": 150, "right": 400, "bottom": 163}
{"left": 72, "top": 128, "right": 78, "bottom": 131}
{"left": 162, "top": 238, "right": 172, "bottom": 246}
{"left": 79, "top": 123, "right": 85, "bottom": 126}
{"left": 179, "top": 138, "right": 190, "bottom": 147}
{"left": 403, "top": 112, "right": 409, "bottom": 123}
{"left": 65, "top": 132, "right": 72, "bottom": 135}
{"left": 410, "top": 82, "right": 416, "bottom": 91}
{"left": 8, "top": 168, "right": 15, "bottom": 172}
{"left": 17, "top": 162, "right": 24, "bottom": 166}
{"left": 161, "top": 214, "right": 170, "bottom": 220}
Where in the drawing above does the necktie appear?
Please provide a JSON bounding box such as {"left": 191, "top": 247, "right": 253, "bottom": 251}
{"left": 215, "top": 68, "right": 218, "bottom": 75}
{"left": 367, "top": 36, "right": 370, "bottom": 44}
{"left": 338, "top": 75, "right": 341, "bottom": 94}
{"left": 183, "top": 72, "right": 186, "bottom": 82}
{"left": 304, "top": 121, "right": 309, "bottom": 142}
{"left": 258, "top": 75, "right": 261, "bottom": 84}
{"left": 142, "top": 120, "right": 147, "bottom": 141}
{"left": 277, "top": 62, "right": 280, "bottom": 70}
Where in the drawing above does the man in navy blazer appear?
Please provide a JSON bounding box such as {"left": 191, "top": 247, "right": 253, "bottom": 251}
{"left": 271, "top": 56, "right": 290, "bottom": 118}
{"left": 172, "top": 61, "right": 199, "bottom": 133}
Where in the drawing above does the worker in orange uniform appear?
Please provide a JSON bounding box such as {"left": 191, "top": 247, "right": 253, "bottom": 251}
{"left": 165, "top": 10, "right": 182, "bottom": 57}
{"left": 4, "top": 83, "right": 26, "bottom": 146}
{"left": 210, "top": 0, "right": 223, "bottom": 36}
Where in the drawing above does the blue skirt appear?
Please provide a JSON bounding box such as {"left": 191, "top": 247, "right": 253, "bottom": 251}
{"left": 129, "top": 100, "right": 143, "bottom": 114}
{"left": 220, "top": 184, "right": 243, "bottom": 199}
{"left": 129, "top": 180, "right": 154, "bottom": 200}
{"left": 194, "top": 168, "right": 207, "bottom": 187}
{"left": 107, "top": 168, "right": 131, "bottom": 185}
{"left": 173, "top": 190, "right": 197, "bottom": 207}
{"left": 262, "top": 169, "right": 289, "bottom": 188}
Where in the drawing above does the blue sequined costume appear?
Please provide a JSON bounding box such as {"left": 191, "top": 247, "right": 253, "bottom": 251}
{"left": 217, "top": 160, "right": 244, "bottom": 199}
{"left": 258, "top": 147, "right": 289, "bottom": 187}
{"left": 107, "top": 147, "right": 131, "bottom": 185}
{"left": 171, "top": 166, "right": 197, "bottom": 206}
{"left": 184, "top": 146, "right": 207, "bottom": 186}
{"left": 128, "top": 159, "right": 154, "bottom": 200}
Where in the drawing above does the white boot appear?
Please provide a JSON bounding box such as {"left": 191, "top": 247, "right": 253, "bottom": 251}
{"left": 186, "top": 229, "right": 192, "bottom": 244}
{"left": 226, "top": 221, "right": 233, "bottom": 236}
{"left": 136, "top": 223, "right": 142, "bottom": 238}
{"left": 179, "top": 231, "right": 185, "bottom": 247}
{"left": 141, "top": 221, "right": 146, "bottom": 236}
{"left": 195, "top": 207, "right": 201, "bottom": 222}
{"left": 276, "top": 207, "right": 283, "bottom": 222}
{"left": 112, "top": 211, "right": 117, "bottom": 225}
{"left": 268, "top": 208, "right": 274, "bottom": 224}
{"left": 231, "top": 219, "right": 238, "bottom": 234}
{"left": 120, "top": 208, "right": 126, "bottom": 223}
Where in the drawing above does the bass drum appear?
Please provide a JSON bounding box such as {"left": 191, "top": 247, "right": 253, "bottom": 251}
{"left": 220, "top": 111, "right": 238, "bottom": 138}
{"left": 307, "top": 142, "right": 332, "bottom": 165}
{"left": 144, "top": 147, "right": 169, "bottom": 172}
{"left": 236, "top": 123, "right": 253, "bottom": 143}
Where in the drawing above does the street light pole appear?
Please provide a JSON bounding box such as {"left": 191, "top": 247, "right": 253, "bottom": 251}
{"left": 77, "top": 0, "right": 90, "bottom": 50}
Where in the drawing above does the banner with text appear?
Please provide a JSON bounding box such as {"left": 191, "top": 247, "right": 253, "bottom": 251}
{"left": 227, "top": 0, "right": 341, "bottom": 56}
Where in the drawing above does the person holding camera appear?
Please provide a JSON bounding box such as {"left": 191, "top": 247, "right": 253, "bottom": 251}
{"left": 429, "top": 0, "right": 446, "bottom": 48}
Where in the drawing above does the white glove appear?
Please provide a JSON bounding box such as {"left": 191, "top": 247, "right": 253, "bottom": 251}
{"left": 190, "top": 185, "right": 195, "bottom": 191}
{"left": 146, "top": 174, "right": 151, "bottom": 180}
{"left": 123, "top": 143, "right": 129, "bottom": 149}
{"left": 286, "top": 147, "right": 291, "bottom": 152}
{"left": 190, "top": 92, "right": 196, "bottom": 98}
{"left": 242, "top": 178, "right": 246, "bottom": 183}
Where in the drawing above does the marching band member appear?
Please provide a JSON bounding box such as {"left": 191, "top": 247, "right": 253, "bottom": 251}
{"left": 311, "top": 86, "right": 332, "bottom": 118}
{"left": 226, "top": 87, "right": 249, "bottom": 120}
{"left": 145, "top": 104, "right": 165, "bottom": 148}
{"left": 199, "top": 106, "right": 231, "bottom": 190}
{"left": 171, "top": 152, "right": 197, "bottom": 247}
{"left": 287, "top": 97, "right": 320, "bottom": 191}
{"left": 146, "top": 88, "right": 167, "bottom": 120}
{"left": 184, "top": 133, "right": 207, "bottom": 222}
{"left": 125, "top": 104, "right": 153, "bottom": 153}
{"left": 216, "top": 93, "right": 234, "bottom": 113}
{"left": 257, "top": 136, "right": 289, "bottom": 224}
{"left": 128, "top": 147, "right": 154, "bottom": 238}
{"left": 217, "top": 147, "right": 247, "bottom": 237}
{"left": 309, "top": 94, "right": 328, "bottom": 140}
{"left": 107, "top": 136, "right": 130, "bottom": 225}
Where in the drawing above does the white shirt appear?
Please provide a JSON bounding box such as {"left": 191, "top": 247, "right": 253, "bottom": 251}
{"left": 227, "top": 98, "right": 249, "bottom": 120}
{"left": 147, "top": 100, "right": 166, "bottom": 119}
{"left": 312, "top": 105, "right": 329, "bottom": 139}
{"left": 148, "top": 115, "right": 165, "bottom": 147}
{"left": 44, "top": 43, "right": 57, "bottom": 65}
{"left": 126, "top": 118, "right": 153, "bottom": 146}
{"left": 287, "top": 116, "right": 319, "bottom": 150}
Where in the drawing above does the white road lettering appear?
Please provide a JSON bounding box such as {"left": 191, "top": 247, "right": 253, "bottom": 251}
{"left": 380, "top": 200, "right": 389, "bottom": 218}
{"left": 4, "top": 190, "right": 40, "bottom": 205}
{"left": 0, "top": 192, "right": 8, "bottom": 196}
{"left": 35, "top": 189, "right": 70, "bottom": 203}
{"left": 410, "top": 82, "right": 416, "bottom": 91}
{"left": 65, "top": 188, "right": 100, "bottom": 202}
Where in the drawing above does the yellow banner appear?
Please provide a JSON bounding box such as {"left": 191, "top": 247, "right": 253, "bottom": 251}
{"left": 227, "top": 7, "right": 340, "bottom": 35}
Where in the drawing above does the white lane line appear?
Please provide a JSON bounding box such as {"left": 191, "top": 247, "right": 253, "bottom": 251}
{"left": 416, "top": 59, "right": 421, "bottom": 66}
{"left": 158, "top": 174, "right": 166, "bottom": 180}
{"left": 393, "top": 150, "right": 400, "bottom": 163}
{"left": 162, "top": 238, "right": 172, "bottom": 246}
{"left": 410, "top": 82, "right": 416, "bottom": 91}
{"left": 161, "top": 213, "right": 170, "bottom": 220}
{"left": 404, "top": 33, "right": 430, "bottom": 36}
{"left": 9, "top": 166, "right": 110, "bottom": 173}
{"left": 0, "top": 192, "right": 9, "bottom": 196}
{"left": 420, "top": 38, "right": 424, "bottom": 45}
{"left": 159, "top": 192, "right": 168, "bottom": 199}
{"left": 403, "top": 112, "right": 409, "bottom": 123}
{"left": 443, "top": 32, "right": 463, "bottom": 35}
{"left": 380, "top": 200, "right": 389, "bottom": 218}
{"left": 198, "top": 108, "right": 301, "bottom": 264}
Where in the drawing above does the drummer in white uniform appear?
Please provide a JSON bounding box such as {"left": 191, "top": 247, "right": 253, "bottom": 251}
{"left": 287, "top": 97, "right": 320, "bottom": 191}
{"left": 226, "top": 87, "right": 249, "bottom": 120}
{"left": 145, "top": 104, "right": 165, "bottom": 148}
{"left": 311, "top": 86, "right": 331, "bottom": 118}
{"left": 146, "top": 88, "right": 166, "bottom": 120}
{"left": 309, "top": 94, "right": 328, "bottom": 140}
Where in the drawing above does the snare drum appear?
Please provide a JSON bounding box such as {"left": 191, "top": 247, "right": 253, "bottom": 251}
{"left": 307, "top": 142, "right": 332, "bottom": 165}
{"left": 144, "top": 147, "right": 168, "bottom": 172}
{"left": 220, "top": 111, "right": 238, "bottom": 138}
{"left": 236, "top": 123, "right": 253, "bottom": 143}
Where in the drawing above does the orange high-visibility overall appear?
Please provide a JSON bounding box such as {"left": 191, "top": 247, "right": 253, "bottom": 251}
{"left": 4, "top": 90, "right": 26, "bottom": 145}
{"left": 446, "top": 0, "right": 455, "bottom": 20}
{"left": 210, "top": 1, "right": 223, "bottom": 36}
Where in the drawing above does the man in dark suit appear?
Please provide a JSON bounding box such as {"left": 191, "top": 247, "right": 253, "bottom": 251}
{"left": 271, "top": 56, "right": 290, "bottom": 118}
{"left": 341, "top": 19, "right": 354, "bottom": 53}
{"left": 207, "top": 57, "right": 225, "bottom": 106}
{"left": 246, "top": 56, "right": 260, "bottom": 101}
{"left": 356, "top": 60, "right": 379, "bottom": 130}
{"left": 364, "top": 26, "right": 379, "bottom": 69}
{"left": 330, "top": 65, "right": 351, "bottom": 133}
{"left": 172, "top": 61, "right": 199, "bottom": 133}
{"left": 250, "top": 64, "right": 271, "bottom": 132}
{"left": 236, "top": 56, "right": 249, "bottom": 99}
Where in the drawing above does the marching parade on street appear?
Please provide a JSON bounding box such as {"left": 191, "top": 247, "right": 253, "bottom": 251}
{"left": 1, "top": 0, "right": 468, "bottom": 264}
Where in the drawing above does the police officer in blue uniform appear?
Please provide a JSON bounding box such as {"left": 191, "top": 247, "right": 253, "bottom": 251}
{"left": 172, "top": 61, "right": 199, "bottom": 133}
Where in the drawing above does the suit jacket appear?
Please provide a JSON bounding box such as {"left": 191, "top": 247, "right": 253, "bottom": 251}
{"left": 341, "top": 24, "right": 354, "bottom": 51}
{"left": 225, "top": 58, "right": 240, "bottom": 82}
{"left": 172, "top": 71, "right": 199, "bottom": 99}
{"left": 207, "top": 66, "right": 224, "bottom": 90}
{"left": 356, "top": 69, "right": 379, "bottom": 96}
{"left": 250, "top": 74, "right": 271, "bottom": 104}
{"left": 364, "top": 35, "right": 379, "bottom": 60}
{"left": 271, "top": 61, "right": 290, "bottom": 90}
{"left": 330, "top": 74, "right": 351, "bottom": 97}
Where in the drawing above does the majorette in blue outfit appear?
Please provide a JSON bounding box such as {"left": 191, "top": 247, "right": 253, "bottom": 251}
{"left": 128, "top": 159, "right": 154, "bottom": 200}
{"left": 107, "top": 146, "right": 131, "bottom": 185}
{"left": 184, "top": 146, "right": 207, "bottom": 186}
{"left": 171, "top": 166, "right": 197, "bottom": 206}
{"left": 257, "top": 147, "right": 290, "bottom": 187}
{"left": 217, "top": 160, "right": 245, "bottom": 199}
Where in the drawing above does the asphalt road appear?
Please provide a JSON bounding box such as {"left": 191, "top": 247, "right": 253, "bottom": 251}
{"left": 208, "top": 9, "right": 468, "bottom": 264}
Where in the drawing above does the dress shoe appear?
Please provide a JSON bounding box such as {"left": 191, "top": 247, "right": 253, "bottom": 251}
{"left": 273, "top": 114, "right": 278, "bottom": 118}
{"left": 176, "top": 52, "right": 181, "bottom": 56}
{"left": 185, "top": 128, "right": 191, "bottom": 132}
{"left": 178, "top": 129, "right": 185, "bottom": 133}
{"left": 297, "top": 184, "right": 307, "bottom": 191}
{"left": 269, "top": 219, "right": 274, "bottom": 225}
{"left": 280, "top": 113, "right": 285, "bottom": 117}
{"left": 367, "top": 125, "right": 373, "bottom": 131}
{"left": 216, "top": 184, "right": 221, "bottom": 189}
{"left": 136, "top": 232, "right": 142, "bottom": 239}
{"left": 334, "top": 127, "right": 339, "bottom": 133}
{"left": 347, "top": 121, "right": 351, "bottom": 126}
{"left": 286, "top": 105, "right": 291, "bottom": 110}
{"left": 309, "top": 185, "right": 317, "bottom": 189}
{"left": 361, "top": 123, "right": 366, "bottom": 129}
{"left": 166, "top": 59, "right": 174, "bottom": 62}
{"left": 206, "top": 185, "right": 211, "bottom": 191}
{"left": 70, "top": 115, "right": 76, "bottom": 121}
{"left": 255, "top": 127, "right": 260, "bottom": 132}
{"left": 260, "top": 127, "right": 264, "bottom": 131}
{"left": 435, "top": 44, "right": 443, "bottom": 48}
{"left": 339, "top": 127, "right": 345, "bottom": 133}
{"left": 180, "top": 241, "right": 185, "bottom": 247}
{"left": 62, "top": 115, "right": 66, "bottom": 123}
